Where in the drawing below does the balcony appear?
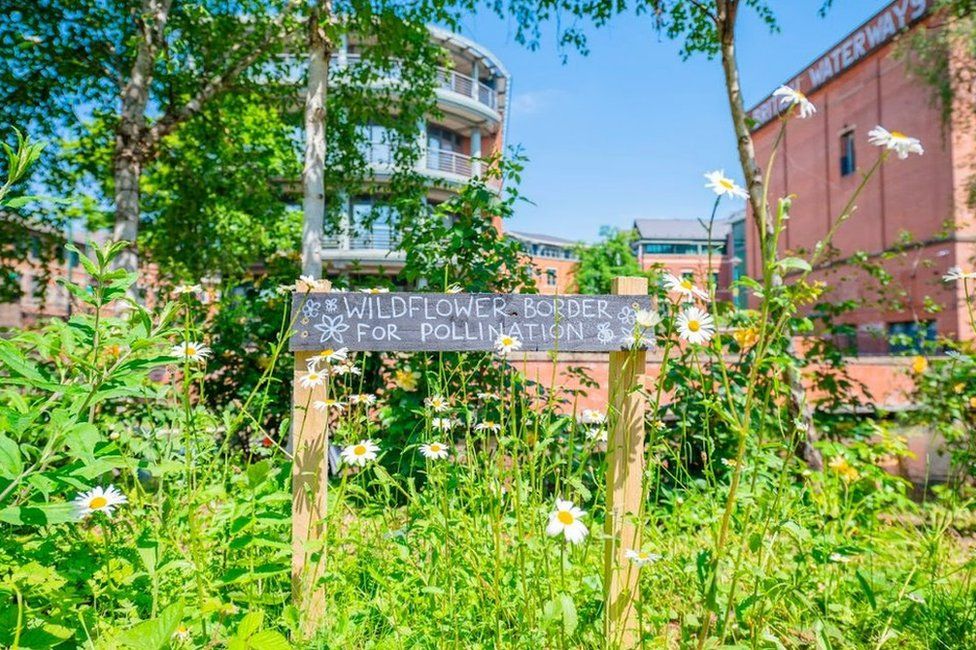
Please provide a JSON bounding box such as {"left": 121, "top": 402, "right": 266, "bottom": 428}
{"left": 332, "top": 55, "right": 501, "bottom": 123}
{"left": 321, "top": 213, "right": 405, "bottom": 268}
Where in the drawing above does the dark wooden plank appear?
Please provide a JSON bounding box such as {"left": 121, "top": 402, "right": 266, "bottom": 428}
{"left": 289, "top": 292, "right": 654, "bottom": 352}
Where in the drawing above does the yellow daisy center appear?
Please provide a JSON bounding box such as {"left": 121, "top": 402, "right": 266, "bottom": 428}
{"left": 557, "top": 510, "right": 575, "bottom": 525}
{"left": 186, "top": 346, "right": 197, "bottom": 356}
{"left": 322, "top": 348, "right": 334, "bottom": 357}
{"left": 681, "top": 280, "right": 693, "bottom": 290}
{"left": 688, "top": 320, "right": 701, "bottom": 332}
{"left": 719, "top": 179, "right": 734, "bottom": 189}
{"left": 638, "top": 552, "right": 649, "bottom": 559}
{"left": 890, "top": 131, "right": 907, "bottom": 139}
{"left": 429, "top": 444, "right": 442, "bottom": 452}
{"left": 353, "top": 445, "right": 367, "bottom": 456}
{"left": 502, "top": 337, "right": 513, "bottom": 346}
{"left": 89, "top": 496, "right": 108, "bottom": 509}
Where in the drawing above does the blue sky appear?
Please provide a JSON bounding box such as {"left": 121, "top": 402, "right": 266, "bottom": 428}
{"left": 455, "top": 0, "right": 892, "bottom": 241}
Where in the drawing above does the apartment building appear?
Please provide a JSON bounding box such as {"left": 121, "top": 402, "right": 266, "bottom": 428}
{"left": 319, "top": 26, "right": 510, "bottom": 275}
{"left": 507, "top": 231, "right": 579, "bottom": 294}
{"left": 747, "top": 0, "right": 976, "bottom": 353}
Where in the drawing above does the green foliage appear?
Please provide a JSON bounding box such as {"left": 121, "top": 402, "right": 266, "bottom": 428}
{"left": 572, "top": 227, "right": 652, "bottom": 294}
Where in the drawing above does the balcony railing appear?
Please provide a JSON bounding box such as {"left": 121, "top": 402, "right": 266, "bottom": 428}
{"left": 426, "top": 150, "right": 473, "bottom": 177}
{"left": 323, "top": 225, "right": 399, "bottom": 251}
{"left": 332, "top": 55, "right": 498, "bottom": 112}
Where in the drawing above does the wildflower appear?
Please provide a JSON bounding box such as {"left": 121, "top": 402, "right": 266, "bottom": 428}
{"left": 868, "top": 126, "right": 923, "bottom": 159}
{"left": 969, "top": 396, "right": 976, "bottom": 410}
{"left": 676, "top": 306, "right": 716, "bottom": 345}
{"left": 349, "top": 393, "right": 378, "bottom": 406}
{"left": 73, "top": 485, "right": 127, "bottom": 519}
{"left": 663, "top": 273, "right": 709, "bottom": 301}
{"left": 475, "top": 420, "right": 502, "bottom": 433}
{"left": 477, "top": 391, "right": 501, "bottom": 401}
{"left": 578, "top": 409, "right": 606, "bottom": 426}
{"left": 721, "top": 458, "right": 739, "bottom": 469}
{"left": 494, "top": 333, "right": 523, "bottom": 357}
{"left": 419, "top": 441, "right": 450, "bottom": 460}
{"left": 446, "top": 284, "right": 463, "bottom": 294}
{"left": 828, "top": 456, "right": 859, "bottom": 483}
{"left": 394, "top": 369, "right": 421, "bottom": 391}
{"left": 173, "top": 284, "right": 202, "bottom": 296}
{"left": 943, "top": 266, "right": 976, "bottom": 282}
{"left": 625, "top": 549, "right": 663, "bottom": 566}
{"left": 704, "top": 170, "right": 749, "bottom": 199}
{"left": 310, "top": 347, "right": 349, "bottom": 367}
{"left": 299, "top": 369, "right": 326, "bottom": 389}
{"left": 828, "top": 552, "right": 851, "bottom": 564}
{"left": 732, "top": 327, "right": 760, "bottom": 349}
{"left": 341, "top": 440, "right": 380, "bottom": 466}
{"left": 907, "top": 592, "right": 926, "bottom": 605}
{"left": 546, "top": 499, "right": 589, "bottom": 544}
{"left": 103, "top": 343, "right": 125, "bottom": 358}
{"left": 772, "top": 85, "right": 816, "bottom": 118}
{"left": 171, "top": 341, "right": 211, "bottom": 363}
{"left": 622, "top": 333, "right": 652, "bottom": 349}
{"left": 425, "top": 395, "right": 451, "bottom": 412}
{"left": 911, "top": 355, "right": 928, "bottom": 375}
{"left": 432, "top": 417, "right": 459, "bottom": 432}
{"left": 634, "top": 308, "right": 661, "bottom": 329}
{"left": 172, "top": 625, "right": 192, "bottom": 642}
{"left": 333, "top": 359, "right": 361, "bottom": 376}
{"left": 312, "top": 399, "right": 345, "bottom": 411}
{"left": 297, "top": 274, "right": 330, "bottom": 291}
{"left": 360, "top": 287, "right": 390, "bottom": 294}
{"left": 586, "top": 428, "right": 608, "bottom": 443}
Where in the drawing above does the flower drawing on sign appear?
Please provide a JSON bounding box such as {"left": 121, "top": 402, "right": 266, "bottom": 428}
{"left": 314, "top": 315, "right": 350, "bottom": 344}
{"left": 617, "top": 305, "right": 635, "bottom": 326}
{"left": 324, "top": 298, "right": 339, "bottom": 313}
{"left": 596, "top": 322, "right": 614, "bottom": 344}
{"left": 301, "top": 300, "right": 321, "bottom": 318}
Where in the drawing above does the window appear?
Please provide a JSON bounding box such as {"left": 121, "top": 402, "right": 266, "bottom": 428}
{"left": 545, "top": 268, "right": 558, "bottom": 286}
{"left": 642, "top": 242, "right": 725, "bottom": 255}
{"left": 840, "top": 130, "right": 856, "bottom": 177}
{"left": 887, "top": 320, "right": 937, "bottom": 354}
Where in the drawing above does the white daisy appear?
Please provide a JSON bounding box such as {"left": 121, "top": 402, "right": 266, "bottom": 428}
{"left": 299, "top": 369, "right": 326, "bottom": 389}
{"left": 772, "top": 85, "right": 816, "bottom": 118}
{"left": 360, "top": 287, "right": 390, "bottom": 294}
{"left": 312, "top": 399, "right": 345, "bottom": 411}
{"left": 578, "top": 409, "right": 606, "bottom": 426}
{"left": 341, "top": 440, "right": 380, "bottom": 466}
{"left": 446, "top": 284, "right": 463, "bottom": 294}
{"left": 171, "top": 341, "right": 211, "bottom": 363}
{"left": 676, "top": 306, "right": 716, "bottom": 345}
{"left": 332, "top": 360, "right": 361, "bottom": 376}
{"left": 419, "top": 441, "right": 450, "bottom": 460}
{"left": 663, "top": 273, "right": 709, "bottom": 300}
{"left": 173, "top": 284, "right": 202, "bottom": 295}
{"left": 704, "top": 170, "right": 749, "bottom": 199}
{"left": 943, "top": 266, "right": 976, "bottom": 282}
{"left": 622, "top": 333, "right": 652, "bottom": 349}
{"left": 431, "top": 417, "right": 459, "bottom": 431}
{"left": 477, "top": 391, "right": 501, "bottom": 401}
{"left": 546, "top": 499, "right": 589, "bottom": 545}
{"left": 634, "top": 308, "right": 662, "bottom": 329}
{"left": 625, "top": 549, "right": 663, "bottom": 566}
{"left": 868, "top": 126, "right": 923, "bottom": 159}
{"left": 349, "top": 393, "right": 378, "bottom": 406}
{"left": 425, "top": 395, "right": 451, "bottom": 412}
{"left": 310, "top": 347, "right": 349, "bottom": 368}
{"left": 494, "top": 333, "right": 523, "bottom": 357}
{"left": 585, "top": 428, "right": 608, "bottom": 443}
{"left": 475, "top": 420, "right": 502, "bottom": 433}
{"left": 73, "top": 485, "right": 128, "bottom": 519}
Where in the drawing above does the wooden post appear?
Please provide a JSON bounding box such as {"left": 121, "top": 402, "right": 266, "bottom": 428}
{"left": 291, "top": 289, "right": 332, "bottom": 636}
{"left": 604, "top": 276, "right": 648, "bottom": 649}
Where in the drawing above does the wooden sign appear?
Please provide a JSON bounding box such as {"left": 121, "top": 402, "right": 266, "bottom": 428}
{"left": 290, "top": 292, "right": 651, "bottom": 352}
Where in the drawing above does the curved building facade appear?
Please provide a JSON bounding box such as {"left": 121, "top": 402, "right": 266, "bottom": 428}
{"left": 321, "top": 26, "right": 511, "bottom": 273}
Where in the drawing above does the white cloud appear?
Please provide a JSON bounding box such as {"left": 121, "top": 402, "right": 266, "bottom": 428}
{"left": 510, "top": 89, "right": 566, "bottom": 116}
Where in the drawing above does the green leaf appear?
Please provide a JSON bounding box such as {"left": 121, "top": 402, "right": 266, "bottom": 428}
{"left": 777, "top": 256, "right": 812, "bottom": 273}
{"left": 0, "top": 502, "right": 77, "bottom": 526}
{"left": 557, "top": 592, "right": 578, "bottom": 636}
{"left": 855, "top": 570, "right": 877, "bottom": 611}
{"left": 237, "top": 611, "right": 264, "bottom": 639}
{"left": 246, "top": 630, "right": 291, "bottom": 649}
{"left": 64, "top": 423, "right": 100, "bottom": 462}
{"left": 0, "top": 433, "right": 23, "bottom": 479}
{"left": 114, "top": 601, "right": 183, "bottom": 650}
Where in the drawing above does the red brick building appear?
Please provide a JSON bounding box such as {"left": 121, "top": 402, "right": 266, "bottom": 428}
{"left": 508, "top": 231, "right": 579, "bottom": 294}
{"left": 747, "top": 0, "right": 976, "bottom": 353}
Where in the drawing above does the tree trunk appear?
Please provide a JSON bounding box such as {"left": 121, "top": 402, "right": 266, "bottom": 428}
{"left": 714, "top": 0, "right": 823, "bottom": 469}
{"left": 112, "top": 0, "right": 172, "bottom": 273}
{"left": 301, "top": 1, "right": 333, "bottom": 278}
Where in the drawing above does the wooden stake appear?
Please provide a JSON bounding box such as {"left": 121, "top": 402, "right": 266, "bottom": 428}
{"left": 604, "top": 276, "right": 648, "bottom": 649}
{"left": 291, "top": 348, "right": 331, "bottom": 636}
